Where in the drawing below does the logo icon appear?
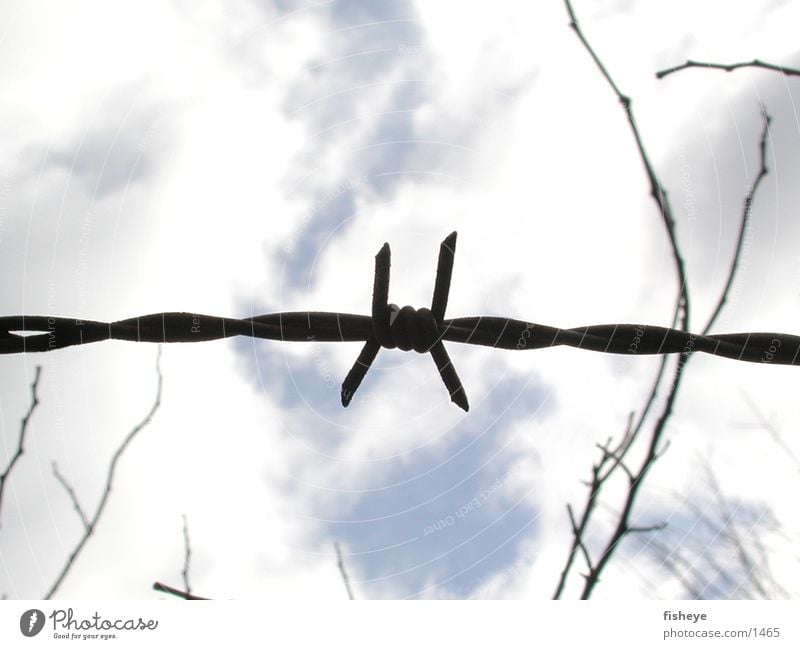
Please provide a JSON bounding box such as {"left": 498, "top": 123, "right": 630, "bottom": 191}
{"left": 20, "top": 609, "right": 45, "bottom": 637}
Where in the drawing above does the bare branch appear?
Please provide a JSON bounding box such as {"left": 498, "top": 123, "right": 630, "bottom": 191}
{"left": 44, "top": 346, "right": 163, "bottom": 599}
{"left": 577, "top": 362, "right": 688, "bottom": 599}
{"left": 52, "top": 462, "right": 90, "bottom": 531}
{"left": 152, "top": 581, "right": 208, "bottom": 600}
{"left": 567, "top": 504, "right": 593, "bottom": 572}
{"left": 657, "top": 59, "right": 800, "bottom": 80}
{"left": 553, "top": 460, "right": 604, "bottom": 598}
{"left": 555, "top": 1, "right": 783, "bottom": 601}
{"left": 595, "top": 412, "right": 636, "bottom": 482}
{"left": 335, "top": 541, "right": 355, "bottom": 600}
{"left": 627, "top": 522, "right": 666, "bottom": 535}
{"left": 595, "top": 435, "right": 636, "bottom": 483}
{"left": 703, "top": 108, "right": 772, "bottom": 334}
{"left": 0, "top": 366, "right": 42, "bottom": 528}
{"left": 182, "top": 514, "right": 192, "bottom": 596}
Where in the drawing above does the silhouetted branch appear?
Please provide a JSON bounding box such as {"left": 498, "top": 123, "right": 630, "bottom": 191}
{"left": 628, "top": 522, "right": 666, "bottom": 534}
{"left": 51, "top": 462, "right": 90, "bottom": 531}
{"left": 152, "top": 514, "right": 204, "bottom": 599}
{"left": 0, "top": 366, "right": 42, "bottom": 528}
{"left": 555, "top": 0, "right": 777, "bottom": 600}
{"left": 703, "top": 108, "right": 772, "bottom": 334}
{"left": 552, "top": 414, "right": 635, "bottom": 598}
{"left": 657, "top": 59, "right": 800, "bottom": 80}
{"left": 182, "top": 514, "right": 192, "bottom": 595}
{"left": 335, "top": 541, "right": 355, "bottom": 600}
{"left": 152, "top": 581, "right": 208, "bottom": 600}
{"left": 567, "top": 505, "right": 593, "bottom": 571}
{"left": 44, "top": 346, "right": 163, "bottom": 599}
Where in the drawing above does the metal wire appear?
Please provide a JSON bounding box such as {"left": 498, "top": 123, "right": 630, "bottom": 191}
{"left": 3, "top": 232, "right": 800, "bottom": 412}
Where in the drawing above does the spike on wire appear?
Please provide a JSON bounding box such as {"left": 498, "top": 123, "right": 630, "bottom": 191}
{"left": 5, "top": 231, "right": 800, "bottom": 412}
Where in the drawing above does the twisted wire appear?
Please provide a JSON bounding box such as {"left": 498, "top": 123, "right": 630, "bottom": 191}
{"left": 3, "top": 232, "right": 799, "bottom": 411}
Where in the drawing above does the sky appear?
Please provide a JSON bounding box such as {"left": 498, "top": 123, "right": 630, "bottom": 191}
{"left": 1, "top": 0, "right": 800, "bottom": 600}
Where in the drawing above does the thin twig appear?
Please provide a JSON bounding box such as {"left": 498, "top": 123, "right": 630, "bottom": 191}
{"left": 0, "top": 366, "right": 42, "bottom": 528}
{"left": 566, "top": 504, "right": 593, "bottom": 572}
{"left": 556, "top": 0, "right": 781, "bottom": 601}
{"left": 556, "top": 0, "right": 694, "bottom": 599}
{"left": 555, "top": 0, "right": 784, "bottom": 600}
{"left": 182, "top": 513, "right": 192, "bottom": 595}
{"left": 553, "top": 418, "right": 633, "bottom": 598}
{"left": 657, "top": 59, "right": 800, "bottom": 80}
{"left": 44, "top": 346, "right": 163, "bottom": 599}
{"left": 152, "top": 581, "right": 208, "bottom": 600}
{"left": 51, "top": 462, "right": 90, "bottom": 531}
{"left": 628, "top": 522, "right": 666, "bottom": 534}
{"left": 703, "top": 108, "right": 772, "bottom": 334}
{"left": 577, "top": 360, "right": 686, "bottom": 598}
{"left": 335, "top": 542, "right": 355, "bottom": 600}
{"left": 152, "top": 514, "right": 198, "bottom": 599}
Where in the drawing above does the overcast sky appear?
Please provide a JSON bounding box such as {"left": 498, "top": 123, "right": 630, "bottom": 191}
{"left": 1, "top": 0, "right": 800, "bottom": 600}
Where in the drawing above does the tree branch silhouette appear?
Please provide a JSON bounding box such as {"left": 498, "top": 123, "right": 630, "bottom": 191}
{"left": 182, "top": 513, "right": 192, "bottom": 595}
{"left": 44, "top": 346, "right": 163, "bottom": 599}
{"left": 152, "top": 581, "right": 208, "bottom": 600}
{"left": 656, "top": 59, "right": 800, "bottom": 80}
{"left": 702, "top": 108, "right": 771, "bottom": 335}
{"left": 335, "top": 541, "right": 355, "bottom": 600}
{"left": 0, "top": 366, "right": 42, "bottom": 529}
{"left": 152, "top": 513, "right": 212, "bottom": 600}
{"left": 554, "top": 0, "right": 775, "bottom": 599}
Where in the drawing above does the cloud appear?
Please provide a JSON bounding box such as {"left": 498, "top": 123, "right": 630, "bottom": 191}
{"left": 44, "top": 89, "right": 162, "bottom": 198}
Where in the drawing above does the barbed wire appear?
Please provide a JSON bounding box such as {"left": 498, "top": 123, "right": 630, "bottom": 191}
{"left": 2, "top": 232, "right": 800, "bottom": 412}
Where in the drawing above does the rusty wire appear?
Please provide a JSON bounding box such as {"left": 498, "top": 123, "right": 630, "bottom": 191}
{"left": 2, "top": 231, "right": 800, "bottom": 412}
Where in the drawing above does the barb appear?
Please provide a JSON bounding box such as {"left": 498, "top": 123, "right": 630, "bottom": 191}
{"left": 3, "top": 233, "right": 800, "bottom": 413}
{"left": 656, "top": 59, "right": 800, "bottom": 80}
{"left": 52, "top": 462, "right": 90, "bottom": 531}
